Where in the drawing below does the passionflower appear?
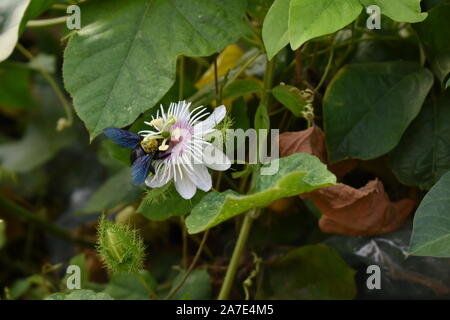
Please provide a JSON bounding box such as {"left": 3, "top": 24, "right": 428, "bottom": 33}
{"left": 104, "top": 101, "right": 231, "bottom": 199}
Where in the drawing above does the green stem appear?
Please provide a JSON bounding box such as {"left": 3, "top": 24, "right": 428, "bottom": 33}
{"left": 135, "top": 272, "right": 159, "bottom": 300}
{"left": 52, "top": 4, "right": 69, "bottom": 10}
{"left": 314, "top": 37, "right": 335, "bottom": 92}
{"left": 16, "top": 43, "right": 73, "bottom": 128}
{"left": 228, "top": 52, "right": 261, "bottom": 84}
{"left": 218, "top": 55, "right": 276, "bottom": 300}
{"left": 261, "top": 58, "right": 276, "bottom": 108}
{"left": 26, "top": 16, "right": 68, "bottom": 28}
{"left": 218, "top": 210, "right": 255, "bottom": 300}
{"left": 0, "top": 195, "right": 93, "bottom": 247}
{"left": 165, "top": 229, "right": 210, "bottom": 300}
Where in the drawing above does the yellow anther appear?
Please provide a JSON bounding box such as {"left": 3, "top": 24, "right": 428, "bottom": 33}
{"left": 159, "top": 138, "right": 169, "bottom": 151}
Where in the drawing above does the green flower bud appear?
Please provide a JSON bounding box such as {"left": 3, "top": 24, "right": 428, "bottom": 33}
{"left": 96, "top": 216, "right": 145, "bottom": 274}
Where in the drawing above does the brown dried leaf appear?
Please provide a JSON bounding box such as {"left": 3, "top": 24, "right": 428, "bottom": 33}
{"left": 279, "top": 126, "right": 327, "bottom": 162}
{"left": 279, "top": 126, "right": 358, "bottom": 178}
{"left": 301, "top": 179, "right": 416, "bottom": 236}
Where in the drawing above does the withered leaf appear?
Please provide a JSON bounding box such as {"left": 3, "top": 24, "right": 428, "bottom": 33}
{"left": 279, "top": 126, "right": 327, "bottom": 162}
{"left": 301, "top": 179, "right": 416, "bottom": 236}
{"left": 279, "top": 126, "right": 358, "bottom": 178}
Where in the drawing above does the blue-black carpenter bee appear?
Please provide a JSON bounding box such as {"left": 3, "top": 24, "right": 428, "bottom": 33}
{"left": 103, "top": 128, "right": 170, "bottom": 185}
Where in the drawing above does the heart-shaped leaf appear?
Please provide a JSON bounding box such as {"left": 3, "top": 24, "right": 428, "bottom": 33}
{"left": 324, "top": 61, "right": 433, "bottom": 163}
{"left": 409, "top": 171, "right": 450, "bottom": 257}
{"left": 258, "top": 244, "right": 356, "bottom": 299}
{"left": 414, "top": 3, "right": 450, "bottom": 83}
{"left": 137, "top": 183, "right": 206, "bottom": 221}
{"left": 289, "top": 0, "right": 362, "bottom": 50}
{"left": 360, "top": 0, "right": 428, "bottom": 23}
{"left": 185, "top": 153, "right": 336, "bottom": 234}
{"left": 389, "top": 93, "right": 450, "bottom": 189}
{"left": 262, "top": 0, "right": 290, "bottom": 60}
{"left": 63, "top": 0, "right": 247, "bottom": 139}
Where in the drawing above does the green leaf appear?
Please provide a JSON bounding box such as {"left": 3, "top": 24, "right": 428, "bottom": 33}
{"left": 272, "top": 85, "right": 307, "bottom": 117}
{"left": 222, "top": 79, "right": 262, "bottom": 100}
{"left": 409, "top": 171, "right": 450, "bottom": 257}
{"left": 10, "top": 275, "right": 46, "bottom": 299}
{"left": 185, "top": 153, "right": 336, "bottom": 234}
{"left": 171, "top": 269, "right": 212, "bottom": 300}
{"left": 324, "top": 61, "right": 434, "bottom": 163}
{"left": 137, "top": 183, "right": 205, "bottom": 221}
{"left": 104, "top": 270, "right": 157, "bottom": 300}
{"left": 258, "top": 244, "right": 356, "bottom": 299}
{"left": 262, "top": 0, "right": 290, "bottom": 60}
{"left": 0, "top": 62, "right": 35, "bottom": 109}
{"left": 288, "top": 0, "right": 362, "bottom": 50}
{"left": 63, "top": 0, "right": 247, "bottom": 139}
{"left": 360, "top": 0, "right": 428, "bottom": 23}
{"left": 0, "top": 0, "right": 30, "bottom": 62}
{"left": 81, "top": 168, "right": 142, "bottom": 214}
{"left": 389, "top": 93, "right": 450, "bottom": 189}
{"left": 99, "top": 139, "right": 131, "bottom": 167}
{"left": 231, "top": 97, "right": 250, "bottom": 131}
{"left": 414, "top": 3, "right": 450, "bottom": 83}
{"left": 46, "top": 289, "right": 114, "bottom": 300}
{"left": 0, "top": 219, "right": 5, "bottom": 249}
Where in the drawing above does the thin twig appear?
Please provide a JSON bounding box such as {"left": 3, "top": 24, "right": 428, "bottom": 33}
{"left": 27, "top": 16, "right": 68, "bottom": 28}
{"left": 135, "top": 272, "right": 159, "bottom": 300}
{"left": 164, "top": 229, "right": 210, "bottom": 300}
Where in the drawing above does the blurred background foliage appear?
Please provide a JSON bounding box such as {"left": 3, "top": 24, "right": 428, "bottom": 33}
{"left": 1, "top": 0, "right": 450, "bottom": 300}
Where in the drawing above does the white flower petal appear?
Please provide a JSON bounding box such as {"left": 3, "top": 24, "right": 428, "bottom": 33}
{"left": 203, "top": 144, "right": 231, "bottom": 171}
{"left": 142, "top": 102, "right": 231, "bottom": 194}
{"left": 191, "top": 165, "right": 212, "bottom": 192}
{"left": 194, "top": 105, "right": 226, "bottom": 134}
{"left": 175, "top": 174, "right": 197, "bottom": 199}
{"left": 145, "top": 163, "right": 172, "bottom": 188}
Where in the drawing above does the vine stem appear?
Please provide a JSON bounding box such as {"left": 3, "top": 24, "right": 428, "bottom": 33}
{"left": 135, "top": 272, "right": 159, "bottom": 300}
{"left": 15, "top": 43, "right": 73, "bottom": 129}
{"left": 217, "top": 210, "right": 256, "bottom": 300}
{"left": 314, "top": 36, "right": 336, "bottom": 93}
{"left": 165, "top": 229, "right": 210, "bottom": 300}
{"left": 218, "top": 56, "right": 276, "bottom": 300}
{"left": 26, "top": 16, "right": 68, "bottom": 28}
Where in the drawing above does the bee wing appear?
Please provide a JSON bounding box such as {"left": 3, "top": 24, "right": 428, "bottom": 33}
{"left": 103, "top": 128, "right": 141, "bottom": 149}
{"left": 131, "top": 153, "right": 154, "bottom": 185}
